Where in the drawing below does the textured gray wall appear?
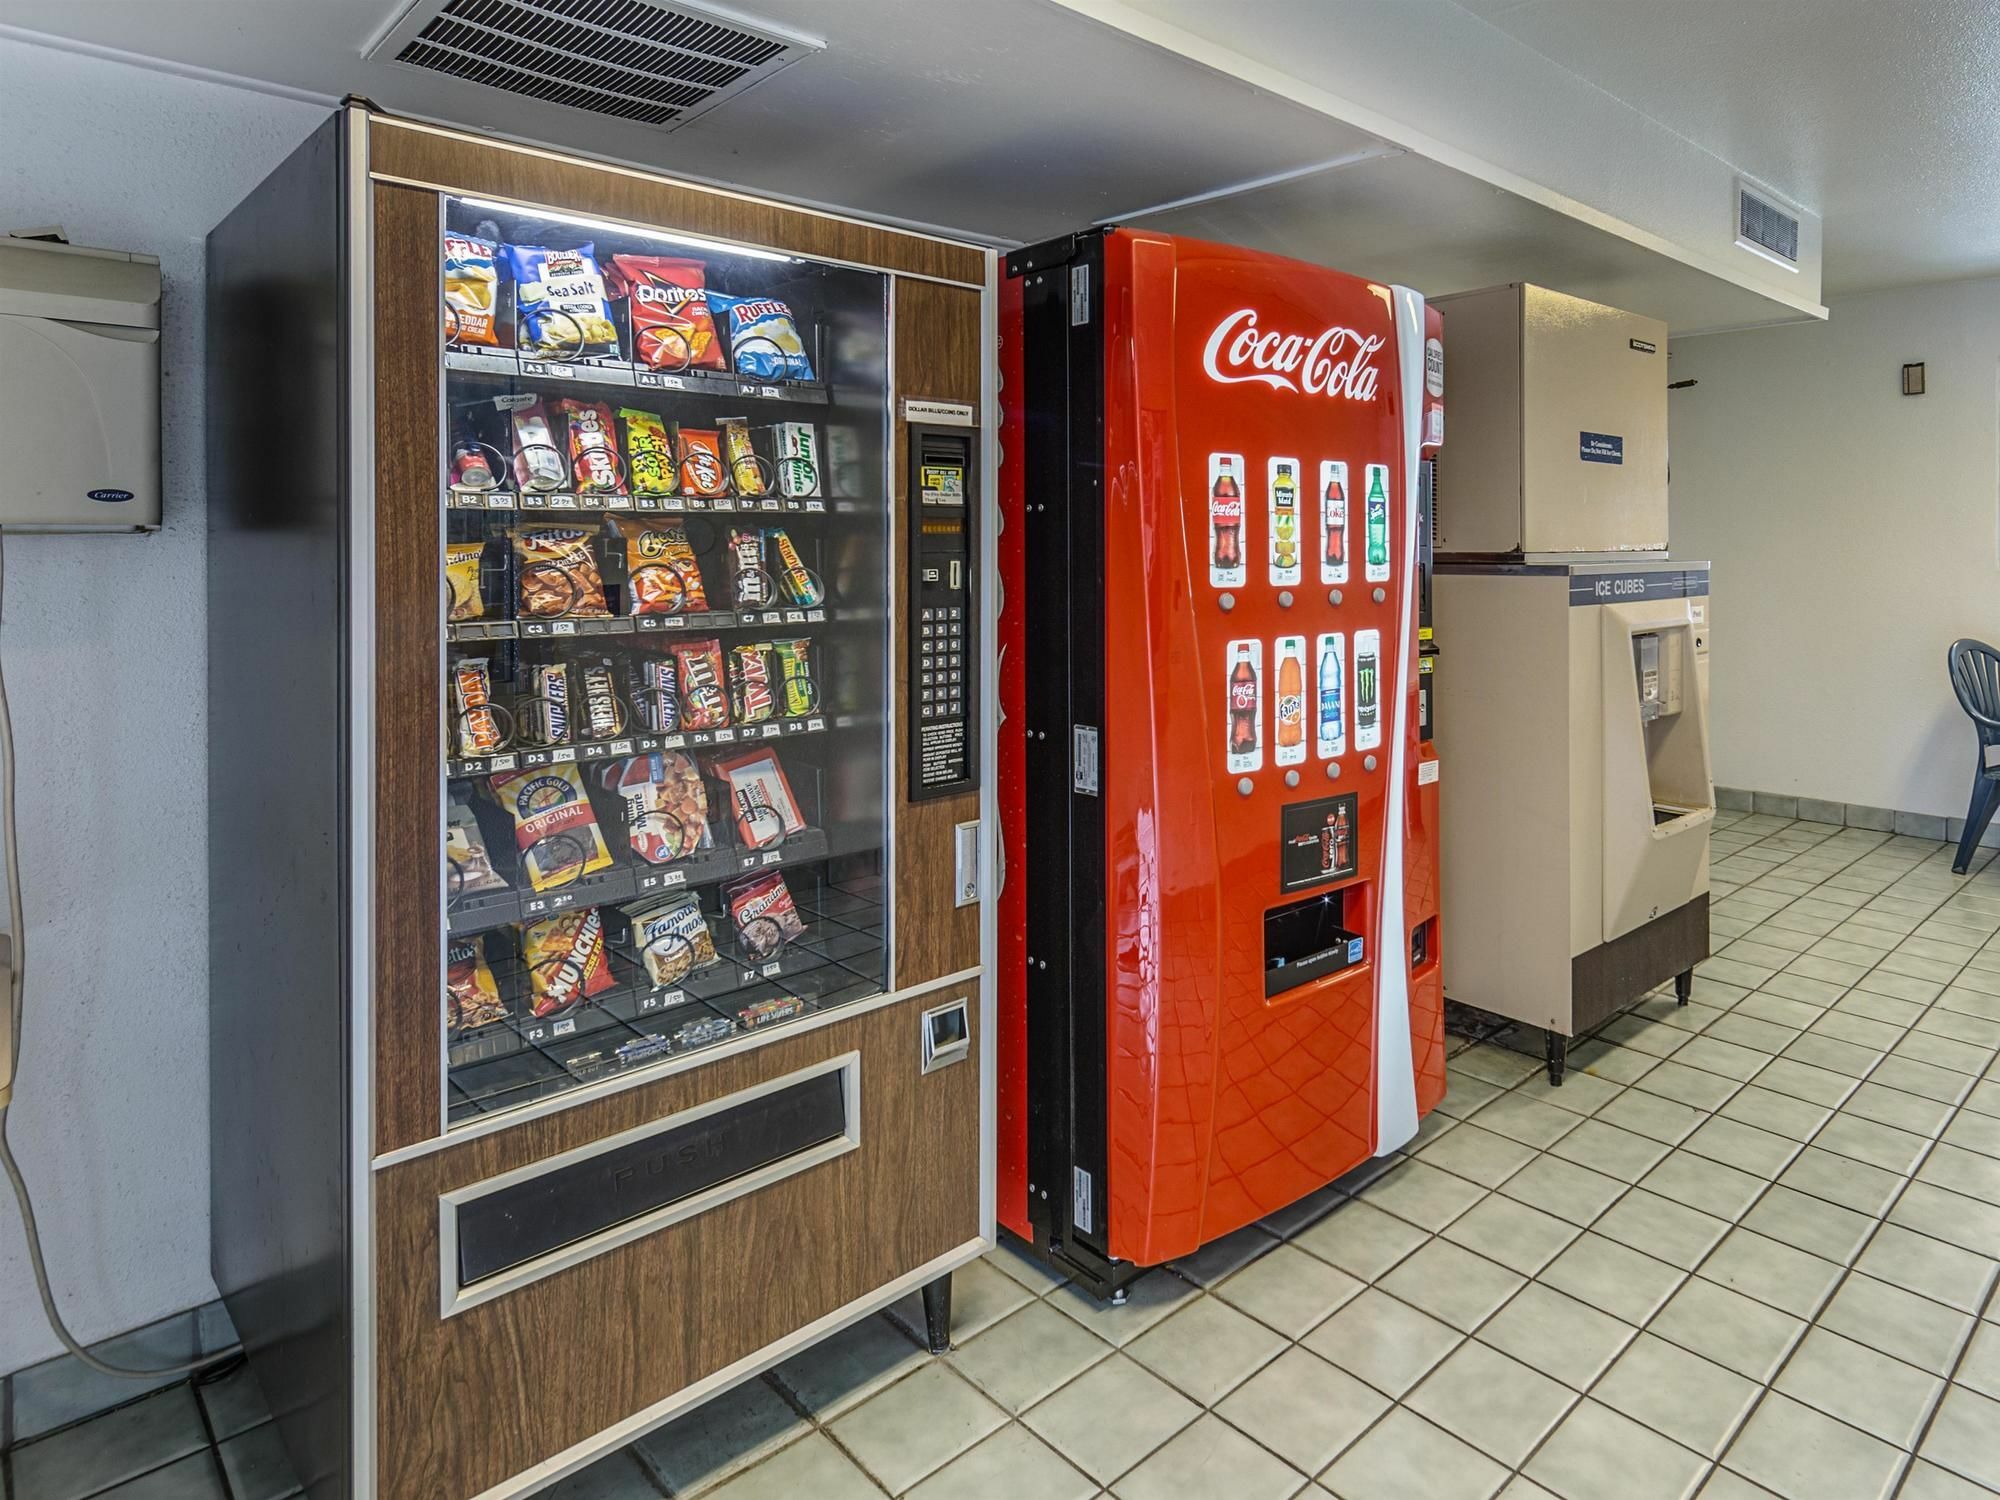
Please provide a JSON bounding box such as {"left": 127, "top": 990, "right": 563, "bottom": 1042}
{"left": 0, "top": 36, "right": 325, "bottom": 1372}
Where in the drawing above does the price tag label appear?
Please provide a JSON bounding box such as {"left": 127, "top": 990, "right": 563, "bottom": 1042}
{"left": 489, "top": 754, "right": 517, "bottom": 772}
{"left": 761, "top": 961, "right": 782, "bottom": 977}
{"left": 553, "top": 747, "right": 577, "bottom": 763}
{"left": 488, "top": 492, "right": 515, "bottom": 510}
{"left": 715, "top": 728, "right": 736, "bottom": 742}
{"left": 761, "top": 724, "right": 780, "bottom": 738}
{"left": 606, "top": 497, "right": 632, "bottom": 510}
{"left": 522, "top": 361, "right": 574, "bottom": 380}
{"left": 664, "top": 734, "right": 685, "bottom": 749}
{"left": 760, "top": 385, "right": 781, "bottom": 398}
{"left": 549, "top": 494, "right": 578, "bottom": 510}
{"left": 552, "top": 621, "right": 576, "bottom": 636}
{"left": 712, "top": 497, "right": 736, "bottom": 512}
{"left": 663, "top": 497, "right": 685, "bottom": 512}
{"left": 610, "top": 740, "right": 633, "bottom": 754}
{"left": 553, "top": 1017, "right": 576, "bottom": 1036}
{"left": 806, "top": 609, "right": 825, "bottom": 622}
{"left": 664, "top": 616, "right": 686, "bottom": 630}
{"left": 807, "top": 718, "right": 825, "bottom": 732}
{"left": 663, "top": 869, "right": 685, "bottom": 886}
{"left": 805, "top": 500, "right": 825, "bottom": 513}
{"left": 761, "top": 850, "right": 782, "bottom": 865}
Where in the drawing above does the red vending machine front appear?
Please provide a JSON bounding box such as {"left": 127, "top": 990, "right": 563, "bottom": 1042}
{"left": 998, "top": 229, "right": 1444, "bottom": 1295}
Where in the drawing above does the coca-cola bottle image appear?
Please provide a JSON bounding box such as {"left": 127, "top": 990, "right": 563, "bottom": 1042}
{"left": 1213, "top": 469, "right": 1243, "bottom": 571}
{"left": 1229, "top": 645, "right": 1258, "bottom": 755}
{"left": 1324, "top": 475, "right": 1346, "bottom": 571}
{"left": 1333, "top": 803, "right": 1352, "bottom": 869}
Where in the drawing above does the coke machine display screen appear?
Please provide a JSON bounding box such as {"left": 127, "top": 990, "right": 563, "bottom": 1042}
{"left": 997, "top": 228, "right": 1446, "bottom": 1296}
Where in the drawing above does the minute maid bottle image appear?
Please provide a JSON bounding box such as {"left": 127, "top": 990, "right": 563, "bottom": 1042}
{"left": 1354, "top": 628, "right": 1382, "bottom": 751}
{"left": 1363, "top": 463, "right": 1391, "bottom": 583}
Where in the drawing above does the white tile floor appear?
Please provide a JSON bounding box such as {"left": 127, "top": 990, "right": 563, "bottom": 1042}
{"left": 538, "top": 814, "right": 2000, "bottom": 1500}
{"left": 14, "top": 815, "right": 2000, "bottom": 1500}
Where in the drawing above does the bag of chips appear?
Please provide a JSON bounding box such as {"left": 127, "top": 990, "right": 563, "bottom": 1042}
{"left": 706, "top": 291, "right": 814, "bottom": 381}
{"left": 708, "top": 746, "right": 805, "bottom": 848}
{"left": 445, "top": 790, "right": 508, "bottom": 895}
{"left": 720, "top": 419, "right": 767, "bottom": 497}
{"left": 558, "top": 399, "right": 625, "bottom": 494}
{"left": 489, "top": 763, "right": 614, "bottom": 892}
{"left": 445, "top": 540, "right": 485, "bottom": 622}
{"left": 522, "top": 906, "right": 614, "bottom": 1017}
{"left": 727, "top": 870, "right": 805, "bottom": 959}
{"left": 677, "top": 427, "right": 729, "bottom": 500}
{"left": 498, "top": 241, "right": 619, "bottom": 358}
{"left": 513, "top": 524, "right": 609, "bottom": 618}
{"left": 772, "top": 638, "right": 816, "bottom": 717}
{"left": 727, "top": 642, "right": 777, "bottom": 725}
{"left": 446, "top": 936, "right": 508, "bottom": 1032}
{"left": 624, "top": 892, "right": 720, "bottom": 988}
{"left": 673, "top": 637, "right": 731, "bottom": 730}
{"left": 510, "top": 399, "right": 569, "bottom": 494}
{"left": 442, "top": 232, "right": 500, "bottom": 347}
{"left": 612, "top": 517, "right": 707, "bottom": 615}
{"left": 607, "top": 750, "right": 709, "bottom": 864}
{"left": 452, "top": 658, "right": 506, "bottom": 758}
{"left": 619, "top": 408, "right": 678, "bottom": 498}
{"left": 608, "top": 255, "right": 726, "bottom": 371}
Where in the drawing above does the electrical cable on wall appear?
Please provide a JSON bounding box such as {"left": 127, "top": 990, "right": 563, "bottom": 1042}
{"left": 0, "top": 533, "right": 213, "bottom": 1379}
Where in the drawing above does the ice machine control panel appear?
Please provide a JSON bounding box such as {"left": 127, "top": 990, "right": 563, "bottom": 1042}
{"left": 909, "top": 426, "right": 979, "bottom": 799}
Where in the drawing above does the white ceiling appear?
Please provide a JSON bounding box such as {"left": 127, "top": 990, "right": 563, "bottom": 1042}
{"left": 0, "top": 0, "right": 1383, "bottom": 244}
{"left": 1409, "top": 0, "right": 2000, "bottom": 298}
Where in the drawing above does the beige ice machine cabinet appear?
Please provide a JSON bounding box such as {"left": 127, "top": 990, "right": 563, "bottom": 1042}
{"left": 0, "top": 236, "right": 160, "bottom": 532}
{"left": 1432, "top": 283, "right": 1667, "bottom": 557}
{"left": 1436, "top": 563, "right": 1712, "bottom": 1084}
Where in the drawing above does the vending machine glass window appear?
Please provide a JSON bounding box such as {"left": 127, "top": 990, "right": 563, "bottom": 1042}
{"left": 438, "top": 195, "right": 891, "bottom": 1125}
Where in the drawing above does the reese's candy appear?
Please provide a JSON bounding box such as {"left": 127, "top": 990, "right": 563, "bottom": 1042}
{"left": 452, "top": 658, "right": 505, "bottom": 758}
{"left": 677, "top": 427, "right": 729, "bottom": 500}
{"left": 513, "top": 524, "right": 609, "bottom": 618}
{"left": 612, "top": 517, "right": 707, "bottom": 615}
{"left": 490, "top": 763, "right": 614, "bottom": 892}
{"left": 727, "top": 642, "right": 776, "bottom": 724}
{"left": 619, "top": 408, "right": 677, "bottom": 498}
{"left": 445, "top": 541, "right": 485, "bottom": 622}
{"left": 522, "top": 906, "right": 615, "bottom": 1017}
{"left": 608, "top": 255, "right": 725, "bottom": 371}
{"left": 720, "top": 419, "right": 767, "bottom": 497}
{"left": 558, "top": 398, "right": 625, "bottom": 495}
{"left": 672, "top": 637, "right": 730, "bottom": 731}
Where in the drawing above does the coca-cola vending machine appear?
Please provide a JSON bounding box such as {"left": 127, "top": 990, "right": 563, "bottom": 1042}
{"left": 996, "top": 228, "right": 1445, "bottom": 1296}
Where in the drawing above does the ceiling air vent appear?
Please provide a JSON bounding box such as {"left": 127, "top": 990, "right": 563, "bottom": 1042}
{"left": 369, "top": 0, "right": 821, "bottom": 130}
{"left": 1735, "top": 180, "right": 1801, "bottom": 270}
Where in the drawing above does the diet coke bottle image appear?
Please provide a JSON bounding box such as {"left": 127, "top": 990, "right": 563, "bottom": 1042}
{"left": 1226, "top": 639, "right": 1261, "bottom": 773}
{"left": 1208, "top": 453, "right": 1247, "bottom": 588}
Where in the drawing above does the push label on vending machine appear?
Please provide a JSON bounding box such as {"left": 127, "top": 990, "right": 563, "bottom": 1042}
{"left": 1363, "top": 464, "right": 1391, "bottom": 585}
{"left": 1319, "top": 461, "right": 1349, "bottom": 586}
{"left": 1226, "top": 639, "right": 1262, "bottom": 773}
{"left": 1268, "top": 458, "right": 1302, "bottom": 587}
{"left": 1208, "top": 453, "right": 1247, "bottom": 589}
{"left": 1353, "top": 629, "right": 1382, "bottom": 751}
{"left": 1274, "top": 636, "right": 1307, "bottom": 767}
{"left": 1315, "top": 632, "right": 1346, "bottom": 759}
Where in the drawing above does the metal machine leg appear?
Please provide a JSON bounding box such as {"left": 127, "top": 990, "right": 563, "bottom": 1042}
{"left": 920, "top": 1272, "right": 954, "bottom": 1354}
{"left": 1675, "top": 968, "right": 1693, "bottom": 1006}
{"left": 1544, "top": 1029, "right": 1566, "bottom": 1087}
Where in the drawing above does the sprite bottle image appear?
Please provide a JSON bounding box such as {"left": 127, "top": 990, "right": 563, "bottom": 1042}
{"left": 1365, "top": 466, "right": 1390, "bottom": 572}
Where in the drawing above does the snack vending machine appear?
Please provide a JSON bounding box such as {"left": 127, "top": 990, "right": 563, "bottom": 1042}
{"left": 997, "top": 228, "right": 1445, "bottom": 1296}
{"left": 207, "top": 109, "right": 993, "bottom": 1500}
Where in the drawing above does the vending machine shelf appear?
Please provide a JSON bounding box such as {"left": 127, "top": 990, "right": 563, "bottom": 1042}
{"left": 447, "top": 488, "right": 829, "bottom": 516}
{"left": 445, "top": 347, "right": 832, "bottom": 406}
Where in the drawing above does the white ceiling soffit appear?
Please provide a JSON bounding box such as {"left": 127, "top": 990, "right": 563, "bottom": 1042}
{"left": 0, "top": 0, "right": 1388, "bottom": 247}
{"left": 1054, "top": 0, "right": 1829, "bottom": 331}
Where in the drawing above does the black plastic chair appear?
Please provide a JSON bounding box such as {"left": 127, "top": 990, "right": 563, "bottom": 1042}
{"left": 1948, "top": 638, "right": 2000, "bottom": 873}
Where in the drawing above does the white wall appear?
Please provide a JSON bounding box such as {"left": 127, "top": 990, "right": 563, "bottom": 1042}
{"left": 1669, "top": 276, "right": 2000, "bottom": 819}
{"left": 0, "top": 38, "right": 325, "bottom": 1373}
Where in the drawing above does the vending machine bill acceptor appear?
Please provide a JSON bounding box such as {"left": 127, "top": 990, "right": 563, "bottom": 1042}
{"left": 998, "top": 229, "right": 1444, "bottom": 1296}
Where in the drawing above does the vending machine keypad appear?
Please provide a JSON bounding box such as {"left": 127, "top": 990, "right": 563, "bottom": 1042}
{"left": 910, "top": 427, "right": 979, "bottom": 798}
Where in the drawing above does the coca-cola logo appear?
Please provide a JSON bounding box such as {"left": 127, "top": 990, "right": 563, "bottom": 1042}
{"left": 1230, "top": 681, "right": 1257, "bottom": 709}
{"left": 1202, "top": 308, "right": 1384, "bottom": 401}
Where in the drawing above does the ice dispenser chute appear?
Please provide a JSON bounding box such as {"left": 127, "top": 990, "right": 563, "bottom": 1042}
{"left": 1601, "top": 601, "right": 1713, "bottom": 942}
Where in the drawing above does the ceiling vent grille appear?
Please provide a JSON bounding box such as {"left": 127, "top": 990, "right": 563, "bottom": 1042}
{"left": 371, "top": 0, "right": 820, "bottom": 131}
{"left": 1735, "top": 181, "right": 1801, "bottom": 268}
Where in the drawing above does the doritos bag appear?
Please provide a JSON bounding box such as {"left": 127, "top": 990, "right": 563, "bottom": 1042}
{"left": 609, "top": 255, "right": 726, "bottom": 371}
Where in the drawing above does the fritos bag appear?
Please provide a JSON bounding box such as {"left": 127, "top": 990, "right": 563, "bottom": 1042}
{"left": 513, "top": 524, "right": 609, "bottom": 618}
{"left": 609, "top": 255, "right": 726, "bottom": 371}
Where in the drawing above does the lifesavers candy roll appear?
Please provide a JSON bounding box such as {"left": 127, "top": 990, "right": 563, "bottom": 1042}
{"left": 608, "top": 255, "right": 726, "bottom": 371}
{"left": 489, "top": 763, "right": 614, "bottom": 892}
{"left": 521, "top": 906, "right": 615, "bottom": 1017}
{"left": 498, "top": 241, "right": 620, "bottom": 359}
{"left": 706, "top": 290, "right": 815, "bottom": 381}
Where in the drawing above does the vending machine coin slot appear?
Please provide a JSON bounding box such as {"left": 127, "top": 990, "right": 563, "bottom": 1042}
{"left": 909, "top": 425, "right": 978, "bottom": 800}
